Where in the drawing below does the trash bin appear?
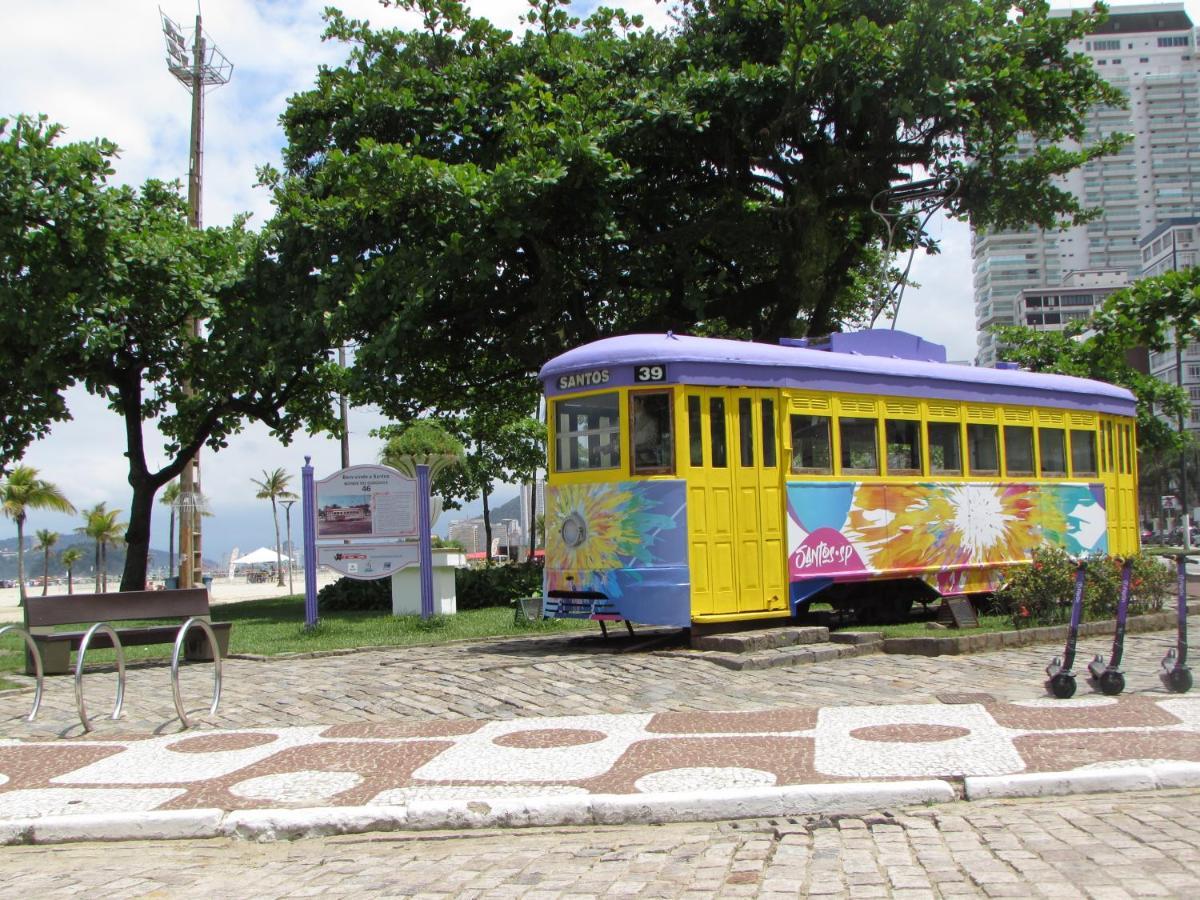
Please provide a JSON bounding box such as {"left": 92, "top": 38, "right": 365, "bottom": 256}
{"left": 202, "top": 575, "right": 213, "bottom": 591}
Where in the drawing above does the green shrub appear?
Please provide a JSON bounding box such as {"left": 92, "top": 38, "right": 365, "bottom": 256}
{"left": 455, "top": 561, "right": 544, "bottom": 611}
{"left": 318, "top": 576, "right": 392, "bottom": 611}
{"left": 997, "top": 546, "right": 1171, "bottom": 629}
{"left": 317, "top": 560, "right": 544, "bottom": 613}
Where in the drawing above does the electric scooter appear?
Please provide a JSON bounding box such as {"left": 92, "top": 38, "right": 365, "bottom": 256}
{"left": 1160, "top": 552, "right": 1194, "bottom": 694}
{"left": 1046, "top": 559, "right": 1088, "bottom": 699}
{"left": 1087, "top": 557, "right": 1131, "bottom": 696}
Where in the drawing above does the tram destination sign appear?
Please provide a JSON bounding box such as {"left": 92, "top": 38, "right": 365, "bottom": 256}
{"left": 634, "top": 364, "right": 667, "bottom": 383}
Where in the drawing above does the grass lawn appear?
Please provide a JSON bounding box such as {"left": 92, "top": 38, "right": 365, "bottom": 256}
{"left": 0, "top": 597, "right": 595, "bottom": 685}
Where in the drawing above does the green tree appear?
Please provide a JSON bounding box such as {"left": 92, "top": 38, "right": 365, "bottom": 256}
{"left": 0, "top": 465, "right": 75, "bottom": 604}
{"left": 0, "top": 116, "right": 345, "bottom": 591}
{"left": 251, "top": 468, "right": 297, "bottom": 587}
{"left": 76, "top": 503, "right": 125, "bottom": 593}
{"left": 268, "top": 0, "right": 1123, "bottom": 421}
{"left": 60, "top": 546, "right": 84, "bottom": 595}
{"left": 994, "top": 267, "right": 1200, "bottom": 456}
{"left": 33, "top": 528, "right": 58, "bottom": 596}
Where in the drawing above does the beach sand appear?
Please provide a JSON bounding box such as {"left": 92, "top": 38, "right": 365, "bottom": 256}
{"left": 0, "top": 570, "right": 344, "bottom": 624}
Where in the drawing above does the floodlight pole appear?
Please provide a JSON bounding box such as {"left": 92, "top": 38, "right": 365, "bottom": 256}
{"left": 160, "top": 8, "right": 232, "bottom": 588}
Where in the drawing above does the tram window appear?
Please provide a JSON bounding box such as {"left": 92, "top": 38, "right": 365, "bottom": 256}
{"left": 1103, "top": 422, "right": 1114, "bottom": 472}
{"left": 790, "top": 414, "right": 832, "bottom": 474}
{"left": 967, "top": 424, "right": 999, "bottom": 475}
{"left": 688, "top": 395, "right": 703, "bottom": 467}
{"left": 710, "top": 397, "right": 728, "bottom": 468}
{"left": 1119, "top": 424, "right": 1131, "bottom": 474}
{"left": 1040, "top": 428, "right": 1067, "bottom": 477}
{"left": 761, "top": 399, "right": 777, "bottom": 468}
{"left": 1004, "top": 425, "right": 1035, "bottom": 477}
{"left": 1071, "top": 429, "right": 1097, "bottom": 476}
{"left": 554, "top": 392, "right": 620, "bottom": 472}
{"left": 840, "top": 418, "right": 879, "bottom": 475}
{"left": 632, "top": 391, "right": 674, "bottom": 475}
{"left": 885, "top": 420, "right": 922, "bottom": 475}
{"left": 928, "top": 422, "right": 962, "bottom": 475}
{"left": 738, "top": 398, "right": 755, "bottom": 467}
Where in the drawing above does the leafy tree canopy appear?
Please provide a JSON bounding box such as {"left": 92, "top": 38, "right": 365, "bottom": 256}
{"left": 267, "top": 0, "right": 1125, "bottom": 418}
{"left": 0, "top": 115, "right": 345, "bottom": 590}
{"left": 993, "top": 267, "right": 1200, "bottom": 455}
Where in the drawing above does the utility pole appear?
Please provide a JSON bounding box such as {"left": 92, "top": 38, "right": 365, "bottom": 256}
{"left": 281, "top": 499, "right": 297, "bottom": 596}
{"left": 338, "top": 345, "right": 351, "bottom": 468}
{"left": 160, "top": 7, "right": 232, "bottom": 587}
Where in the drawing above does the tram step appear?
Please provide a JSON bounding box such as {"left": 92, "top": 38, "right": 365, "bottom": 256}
{"left": 689, "top": 641, "right": 882, "bottom": 671}
{"left": 690, "top": 626, "right": 829, "bottom": 653}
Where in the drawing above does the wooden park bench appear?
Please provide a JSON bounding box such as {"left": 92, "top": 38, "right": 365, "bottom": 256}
{"left": 23, "top": 588, "right": 231, "bottom": 675}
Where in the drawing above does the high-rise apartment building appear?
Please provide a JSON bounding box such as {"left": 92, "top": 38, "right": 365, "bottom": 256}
{"left": 1142, "top": 218, "right": 1200, "bottom": 432}
{"left": 972, "top": 3, "right": 1200, "bottom": 366}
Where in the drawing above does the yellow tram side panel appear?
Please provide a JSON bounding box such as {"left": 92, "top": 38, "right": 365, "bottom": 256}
{"left": 775, "top": 389, "right": 1132, "bottom": 588}
{"left": 683, "top": 385, "right": 787, "bottom": 622}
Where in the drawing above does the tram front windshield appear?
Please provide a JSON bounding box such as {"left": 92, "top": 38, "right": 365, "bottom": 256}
{"left": 554, "top": 392, "right": 621, "bottom": 471}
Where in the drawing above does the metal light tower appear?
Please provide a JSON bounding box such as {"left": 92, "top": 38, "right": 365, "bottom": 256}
{"left": 160, "top": 7, "right": 233, "bottom": 588}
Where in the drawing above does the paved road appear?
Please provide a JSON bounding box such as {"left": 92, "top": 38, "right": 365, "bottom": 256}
{"left": 2, "top": 789, "right": 1198, "bottom": 898}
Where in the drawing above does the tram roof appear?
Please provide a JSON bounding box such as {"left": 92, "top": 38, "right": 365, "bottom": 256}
{"left": 539, "top": 332, "right": 1137, "bottom": 417}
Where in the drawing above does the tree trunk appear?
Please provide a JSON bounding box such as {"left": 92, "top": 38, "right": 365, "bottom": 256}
{"left": 93, "top": 539, "right": 100, "bottom": 593}
{"left": 482, "top": 486, "right": 493, "bottom": 564}
{"left": 67, "top": 567, "right": 74, "bottom": 595}
{"left": 42, "top": 548, "right": 49, "bottom": 596}
{"left": 272, "top": 496, "right": 285, "bottom": 586}
{"left": 16, "top": 517, "right": 26, "bottom": 606}
{"left": 119, "top": 474, "right": 157, "bottom": 591}
{"left": 168, "top": 509, "right": 176, "bottom": 578}
{"left": 101, "top": 542, "right": 107, "bottom": 592}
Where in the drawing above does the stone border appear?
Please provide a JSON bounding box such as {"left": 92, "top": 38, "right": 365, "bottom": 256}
{"left": 6, "top": 763, "right": 1200, "bottom": 845}
{"left": 881, "top": 603, "right": 1199, "bottom": 658}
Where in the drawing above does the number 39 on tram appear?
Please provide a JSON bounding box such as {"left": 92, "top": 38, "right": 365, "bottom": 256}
{"left": 538, "top": 331, "right": 1139, "bottom": 627}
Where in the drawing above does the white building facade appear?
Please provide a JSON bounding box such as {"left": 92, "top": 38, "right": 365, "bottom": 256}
{"left": 973, "top": 3, "right": 1200, "bottom": 366}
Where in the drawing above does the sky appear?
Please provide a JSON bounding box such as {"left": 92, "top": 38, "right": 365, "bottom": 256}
{"left": 1, "top": 0, "right": 1192, "bottom": 563}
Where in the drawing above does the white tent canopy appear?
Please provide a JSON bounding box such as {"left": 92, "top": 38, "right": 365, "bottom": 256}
{"left": 232, "top": 547, "right": 290, "bottom": 566}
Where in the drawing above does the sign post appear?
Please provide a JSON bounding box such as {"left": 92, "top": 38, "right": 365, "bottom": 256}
{"left": 417, "top": 464, "right": 434, "bottom": 618}
{"left": 302, "top": 456, "right": 318, "bottom": 629}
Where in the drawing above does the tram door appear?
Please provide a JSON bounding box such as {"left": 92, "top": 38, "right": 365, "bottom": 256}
{"left": 686, "top": 388, "right": 787, "bottom": 618}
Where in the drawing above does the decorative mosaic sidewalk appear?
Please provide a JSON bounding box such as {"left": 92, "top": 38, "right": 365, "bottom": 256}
{"left": 3, "top": 694, "right": 1200, "bottom": 821}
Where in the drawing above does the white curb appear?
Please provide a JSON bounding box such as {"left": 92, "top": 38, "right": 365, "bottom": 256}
{"left": 221, "top": 806, "right": 408, "bottom": 842}
{"left": 965, "top": 767, "right": 1157, "bottom": 800}
{"left": 28, "top": 809, "right": 224, "bottom": 844}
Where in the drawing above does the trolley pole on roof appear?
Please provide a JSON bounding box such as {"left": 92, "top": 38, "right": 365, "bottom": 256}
{"left": 159, "top": 7, "right": 233, "bottom": 588}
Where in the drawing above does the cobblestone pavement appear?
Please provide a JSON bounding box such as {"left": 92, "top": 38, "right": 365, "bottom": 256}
{"left": 1, "top": 789, "right": 1198, "bottom": 898}
{"left": 3, "top": 624, "right": 1200, "bottom": 824}
{"left": 1, "top": 625, "right": 1194, "bottom": 739}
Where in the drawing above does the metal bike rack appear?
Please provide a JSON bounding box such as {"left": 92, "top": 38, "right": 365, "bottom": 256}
{"left": 0, "top": 625, "right": 43, "bottom": 721}
{"left": 170, "top": 617, "right": 223, "bottom": 729}
{"left": 74, "top": 622, "right": 126, "bottom": 733}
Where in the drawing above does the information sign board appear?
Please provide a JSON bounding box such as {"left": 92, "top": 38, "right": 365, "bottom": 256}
{"left": 317, "top": 542, "right": 420, "bottom": 579}
{"left": 315, "top": 465, "right": 417, "bottom": 539}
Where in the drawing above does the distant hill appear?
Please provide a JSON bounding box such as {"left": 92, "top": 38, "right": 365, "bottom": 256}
{"left": 491, "top": 493, "right": 524, "bottom": 523}
{"left": 0, "top": 535, "right": 215, "bottom": 581}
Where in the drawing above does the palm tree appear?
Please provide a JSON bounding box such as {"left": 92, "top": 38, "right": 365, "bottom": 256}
{"left": 1, "top": 465, "right": 75, "bottom": 605}
{"left": 60, "top": 546, "right": 84, "bottom": 595}
{"left": 33, "top": 529, "right": 58, "bottom": 596}
{"left": 251, "top": 468, "right": 296, "bottom": 587}
{"left": 159, "top": 481, "right": 181, "bottom": 579}
{"left": 77, "top": 503, "right": 125, "bottom": 593}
